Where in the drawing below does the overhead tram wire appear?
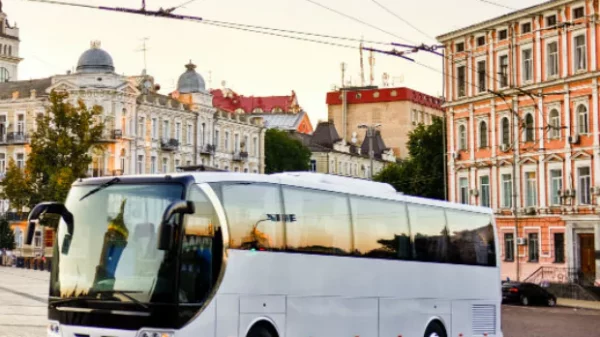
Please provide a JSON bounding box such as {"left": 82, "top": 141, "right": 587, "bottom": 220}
{"left": 477, "top": 0, "right": 516, "bottom": 11}
{"left": 302, "top": 0, "right": 414, "bottom": 43}
{"left": 370, "top": 0, "right": 437, "bottom": 41}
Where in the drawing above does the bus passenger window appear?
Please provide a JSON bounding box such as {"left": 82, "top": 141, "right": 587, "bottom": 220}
{"left": 351, "top": 197, "right": 411, "bottom": 260}
{"left": 445, "top": 211, "right": 496, "bottom": 266}
{"left": 282, "top": 187, "right": 351, "bottom": 255}
{"left": 407, "top": 204, "right": 450, "bottom": 263}
{"left": 220, "top": 183, "right": 284, "bottom": 251}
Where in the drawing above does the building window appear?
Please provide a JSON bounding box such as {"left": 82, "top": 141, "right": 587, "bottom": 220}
{"left": 528, "top": 233, "right": 539, "bottom": 262}
{"left": 0, "top": 153, "right": 5, "bottom": 174}
{"left": 501, "top": 117, "right": 510, "bottom": 145}
{"left": 498, "top": 29, "right": 508, "bottom": 40}
{"left": 480, "top": 175, "right": 490, "bottom": 207}
{"left": 499, "top": 55, "right": 509, "bottom": 88}
{"left": 521, "top": 22, "right": 531, "bottom": 34}
{"left": 162, "top": 158, "right": 168, "bottom": 173}
{"left": 504, "top": 233, "right": 514, "bottom": 261}
{"left": 574, "top": 35, "right": 587, "bottom": 71}
{"left": 502, "top": 174, "right": 512, "bottom": 208}
{"left": 522, "top": 49, "right": 533, "bottom": 82}
{"left": 234, "top": 134, "right": 240, "bottom": 152}
{"left": 16, "top": 114, "right": 24, "bottom": 134}
{"left": 120, "top": 156, "right": 125, "bottom": 173}
{"left": 524, "top": 113, "right": 534, "bottom": 142}
{"left": 479, "top": 121, "right": 488, "bottom": 148}
{"left": 253, "top": 137, "right": 258, "bottom": 156}
{"left": 138, "top": 117, "right": 145, "bottom": 138}
{"left": 546, "top": 15, "right": 557, "bottom": 27}
{"left": 150, "top": 156, "right": 156, "bottom": 173}
{"left": 573, "top": 7, "right": 585, "bottom": 19}
{"left": 578, "top": 166, "right": 591, "bottom": 205}
{"left": 175, "top": 122, "right": 181, "bottom": 142}
{"left": 477, "top": 36, "right": 485, "bottom": 46}
{"left": 310, "top": 160, "right": 316, "bottom": 172}
{"left": 224, "top": 131, "right": 230, "bottom": 151}
{"left": 459, "top": 177, "right": 469, "bottom": 204}
{"left": 200, "top": 123, "right": 205, "bottom": 145}
{"left": 547, "top": 42, "right": 559, "bottom": 77}
{"left": 549, "top": 169, "right": 563, "bottom": 206}
{"left": 458, "top": 124, "right": 467, "bottom": 150}
{"left": 554, "top": 233, "right": 565, "bottom": 263}
{"left": 187, "top": 124, "right": 192, "bottom": 145}
{"left": 175, "top": 159, "right": 180, "bottom": 169}
{"left": 549, "top": 109, "right": 560, "bottom": 139}
{"left": 15, "top": 153, "right": 24, "bottom": 169}
{"left": 477, "top": 60, "right": 486, "bottom": 93}
{"left": 525, "top": 171, "right": 537, "bottom": 207}
{"left": 411, "top": 109, "right": 418, "bottom": 124}
{"left": 151, "top": 118, "right": 157, "bottom": 139}
{"left": 163, "top": 120, "right": 169, "bottom": 139}
{"left": 577, "top": 104, "right": 589, "bottom": 134}
{"left": 215, "top": 130, "right": 220, "bottom": 150}
{"left": 137, "top": 155, "right": 144, "bottom": 174}
{"left": 456, "top": 42, "right": 465, "bottom": 52}
{"left": 457, "top": 65, "right": 466, "bottom": 97}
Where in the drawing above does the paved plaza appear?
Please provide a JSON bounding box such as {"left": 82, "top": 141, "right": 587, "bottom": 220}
{"left": 0, "top": 267, "right": 48, "bottom": 337}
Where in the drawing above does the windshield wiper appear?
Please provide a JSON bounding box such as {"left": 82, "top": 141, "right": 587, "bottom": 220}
{"left": 79, "top": 177, "right": 121, "bottom": 201}
{"left": 49, "top": 296, "right": 96, "bottom": 308}
{"left": 92, "top": 290, "right": 148, "bottom": 309}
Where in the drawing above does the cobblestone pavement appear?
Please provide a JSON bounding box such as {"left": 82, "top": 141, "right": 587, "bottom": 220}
{"left": 502, "top": 304, "right": 600, "bottom": 337}
{"left": 0, "top": 267, "right": 48, "bottom": 337}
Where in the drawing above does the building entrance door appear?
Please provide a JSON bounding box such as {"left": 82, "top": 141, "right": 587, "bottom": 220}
{"left": 579, "top": 234, "right": 595, "bottom": 281}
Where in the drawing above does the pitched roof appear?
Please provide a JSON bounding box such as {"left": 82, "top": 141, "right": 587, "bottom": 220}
{"left": 360, "top": 130, "right": 390, "bottom": 159}
{"left": 211, "top": 88, "right": 300, "bottom": 113}
{"left": 0, "top": 78, "right": 52, "bottom": 100}
{"left": 310, "top": 121, "right": 341, "bottom": 148}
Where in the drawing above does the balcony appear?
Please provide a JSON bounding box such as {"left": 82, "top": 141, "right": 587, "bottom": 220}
{"left": 161, "top": 138, "right": 179, "bottom": 151}
{"left": 112, "top": 129, "right": 123, "bottom": 139}
{"left": 1, "top": 212, "right": 28, "bottom": 222}
{"left": 6, "top": 132, "right": 28, "bottom": 145}
{"left": 99, "top": 129, "right": 123, "bottom": 143}
{"left": 232, "top": 151, "right": 249, "bottom": 162}
{"left": 199, "top": 144, "right": 215, "bottom": 155}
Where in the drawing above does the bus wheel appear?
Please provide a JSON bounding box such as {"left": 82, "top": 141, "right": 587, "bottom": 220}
{"left": 424, "top": 321, "right": 447, "bottom": 337}
{"left": 247, "top": 322, "right": 277, "bottom": 337}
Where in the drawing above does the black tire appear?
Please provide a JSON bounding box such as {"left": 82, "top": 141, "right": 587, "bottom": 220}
{"left": 247, "top": 325, "right": 275, "bottom": 337}
{"left": 424, "top": 321, "right": 447, "bottom": 337}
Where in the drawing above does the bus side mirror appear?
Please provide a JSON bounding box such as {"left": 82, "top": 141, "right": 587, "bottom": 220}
{"left": 157, "top": 200, "right": 195, "bottom": 251}
{"left": 26, "top": 202, "right": 74, "bottom": 245}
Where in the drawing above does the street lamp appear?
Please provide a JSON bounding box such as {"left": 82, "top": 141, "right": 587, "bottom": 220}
{"left": 358, "top": 123, "right": 381, "bottom": 180}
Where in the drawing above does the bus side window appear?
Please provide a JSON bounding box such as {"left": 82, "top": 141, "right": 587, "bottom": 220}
{"left": 445, "top": 211, "right": 496, "bottom": 267}
{"left": 282, "top": 186, "right": 352, "bottom": 255}
{"left": 351, "top": 196, "right": 411, "bottom": 260}
{"left": 220, "top": 183, "right": 285, "bottom": 251}
{"left": 407, "top": 204, "right": 450, "bottom": 263}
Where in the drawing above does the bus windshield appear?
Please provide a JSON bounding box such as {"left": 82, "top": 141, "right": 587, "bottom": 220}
{"left": 50, "top": 183, "right": 184, "bottom": 304}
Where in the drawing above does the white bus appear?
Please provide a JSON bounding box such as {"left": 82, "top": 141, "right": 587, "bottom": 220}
{"left": 29, "top": 172, "right": 502, "bottom": 337}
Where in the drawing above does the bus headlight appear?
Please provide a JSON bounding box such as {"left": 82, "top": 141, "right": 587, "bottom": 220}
{"left": 47, "top": 321, "right": 61, "bottom": 337}
{"left": 138, "top": 330, "right": 175, "bottom": 337}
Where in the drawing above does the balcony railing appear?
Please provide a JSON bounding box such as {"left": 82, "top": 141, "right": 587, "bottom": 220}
{"left": 0, "top": 212, "right": 29, "bottom": 222}
{"left": 112, "top": 129, "right": 123, "bottom": 139}
{"left": 199, "top": 144, "right": 215, "bottom": 155}
{"left": 6, "top": 132, "right": 28, "bottom": 144}
{"left": 161, "top": 138, "right": 179, "bottom": 151}
{"left": 232, "top": 151, "right": 249, "bottom": 162}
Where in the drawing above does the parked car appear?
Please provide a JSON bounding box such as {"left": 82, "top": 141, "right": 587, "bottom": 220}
{"left": 502, "top": 282, "right": 557, "bottom": 306}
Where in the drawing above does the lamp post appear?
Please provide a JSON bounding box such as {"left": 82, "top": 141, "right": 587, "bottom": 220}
{"left": 358, "top": 123, "right": 381, "bottom": 180}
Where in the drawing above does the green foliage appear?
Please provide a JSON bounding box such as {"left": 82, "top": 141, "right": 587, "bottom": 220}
{"left": 0, "top": 159, "right": 30, "bottom": 213}
{"left": 0, "top": 217, "right": 15, "bottom": 250}
{"left": 265, "top": 128, "right": 312, "bottom": 174}
{"left": 0, "top": 91, "right": 105, "bottom": 210}
{"left": 374, "top": 117, "right": 445, "bottom": 200}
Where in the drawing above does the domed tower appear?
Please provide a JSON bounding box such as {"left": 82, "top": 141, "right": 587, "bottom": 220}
{"left": 76, "top": 41, "right": 115, "bottom": 74}
{"left": 0, "top": 1, "right": 22, "bottom": 82}
{"left": 174, "top": 61, "right": 212, "bottom": 108}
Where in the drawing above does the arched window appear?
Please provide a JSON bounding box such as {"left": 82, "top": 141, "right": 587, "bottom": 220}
{"left": 525, "top": 113, "right": 534, "bottom": 142}
{"left": 577, "top": 104, "right": 589, "bottom": 134}
{"left": 501, "top": 117, "right": 510, "bottom": 145}
{"left": 549, "top": 109, "right": 560, "bottom": 139}
{"left": 479, "top": 121, "right": 488, "bottom": 148}
{"left": 458, "top": 124, "right": 467, "bottom": 150}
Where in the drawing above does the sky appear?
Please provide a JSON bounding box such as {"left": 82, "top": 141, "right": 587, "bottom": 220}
{"left": 6, "top": 0, "right": 543, "bottom": 125}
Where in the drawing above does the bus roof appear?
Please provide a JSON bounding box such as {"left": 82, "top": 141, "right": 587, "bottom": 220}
{"left": 78, "top": 172, "right": 493, "bottom": 215}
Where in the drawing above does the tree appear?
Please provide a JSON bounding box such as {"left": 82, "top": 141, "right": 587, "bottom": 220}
{"left": 264, "top": 128, "right": 312, "bottom": 173}
{"left": 374, "top": 116, "right": 445, "bottom": 200}
{"left": 0, "top": 159, "right": 30, "bottom": 214}
{"left": 0, "top": 218, "right": 15, "bottom": 250}
{"left": 0, "top": 90, "right": 105, "bottom": 210}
